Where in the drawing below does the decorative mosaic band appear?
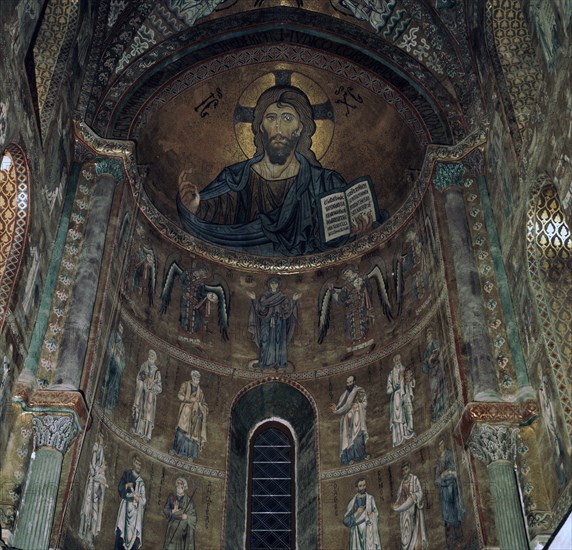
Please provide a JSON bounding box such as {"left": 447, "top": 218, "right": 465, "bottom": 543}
{"left": 320, "top": 401, "right": 462, "bottom": 479}
{"left": 455, "top": 399, "right": 538, "bottom": 444}
{"left": 93, "top": 403, "right": 226, "bottom": 479}
{"left": 0, "top": 144, "right": 30, "bottom": 335}
{"left": 121, "top": 289, "right": 448, "bottom": 380}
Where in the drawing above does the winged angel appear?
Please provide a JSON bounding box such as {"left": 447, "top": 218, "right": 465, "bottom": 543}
{"left": 318, "top": 262, "right": 393, "bottom": 358}
{"left": 159, "top": 260, "right": 230, "bottom": 345}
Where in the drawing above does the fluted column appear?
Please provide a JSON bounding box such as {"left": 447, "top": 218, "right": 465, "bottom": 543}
{"left": 52, "top": 158, "right": 122, "bottom": 390}
{"left": 467, "top": 424, "right": 528, "bottom": 549}
{"left": 12, "top": 414, "right": 79, "bottom": 550}
{"left": 434, "top": 162, "right": 500, "bottom": 400}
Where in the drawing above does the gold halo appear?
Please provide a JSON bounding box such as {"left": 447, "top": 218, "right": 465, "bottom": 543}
{"left": 234, "top": 70, "right": 335, "bottom": 161}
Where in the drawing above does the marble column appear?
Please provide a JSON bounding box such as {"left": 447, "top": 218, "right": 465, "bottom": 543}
{"left": 433, "top": 162, "right": 500, "bottom": 400}
{"left": 467, "top": 424, "right": 529, "bottom": 549}
{"left": 11, "top": 414, "right": 79, "bottom": 550}
{"left": 52, "top": 158, "right": 122, "bottom": 390}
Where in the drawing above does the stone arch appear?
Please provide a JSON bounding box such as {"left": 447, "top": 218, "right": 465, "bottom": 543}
{"left": 0, "top": 144, "right": 30, "bottom": 334}
{"left": 29, "top": 0, "right": 80, "bottom": 138}
{"left": 485, "top": 0, "right": 543, "bottom": 151}
{"left": 527, "top": 175, "right": 572, "bottom": 441}
{"left": 223, "top": 379, "right": 320, "bottom": 549}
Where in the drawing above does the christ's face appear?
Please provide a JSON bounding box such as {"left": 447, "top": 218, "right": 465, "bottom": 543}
{"left": 260, "top": 103, "right": 302, "bottom": 164}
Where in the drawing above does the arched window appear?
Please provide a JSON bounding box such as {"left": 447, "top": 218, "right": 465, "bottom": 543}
{"left": 0, "top": 145, "right": 30, "bottom": 334}
{"left": 224, "top": 382, "right": 319, "bottom": 550}
{"left": 247, "top": 421, "right": 295, "bottom": 550}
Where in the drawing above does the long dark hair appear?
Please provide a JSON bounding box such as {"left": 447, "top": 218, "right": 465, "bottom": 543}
{"left": 252, "top": 86, "right": 321, "bottom": 166}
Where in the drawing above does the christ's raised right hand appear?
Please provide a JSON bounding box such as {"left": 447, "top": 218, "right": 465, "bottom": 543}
{"left": 179, "top": 170, "right": 201, "bottom": 214}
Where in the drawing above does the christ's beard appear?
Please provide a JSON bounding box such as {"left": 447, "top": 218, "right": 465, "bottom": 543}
{"left": 262, "top": 131, "right": 299, "bottom": 165}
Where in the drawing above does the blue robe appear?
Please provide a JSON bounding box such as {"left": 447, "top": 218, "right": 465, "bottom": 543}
{"left": 248, "top": 290, "right": 298, "bottom": 368}
{"left": 177, "top": 153, "right": 348, "bottom": 256}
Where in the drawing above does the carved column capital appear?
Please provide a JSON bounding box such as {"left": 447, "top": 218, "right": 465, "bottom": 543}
{"left": 467, "top": 423, "right": 518, "bottom": 465}
{"left": 32, "top": 414, "right": 79, "bottom": 454}
{"left": 432, "top": 161, "right": 466, "bottom": 191}
{"left": 95, "top": 156, "right": 124, "bottom": 183}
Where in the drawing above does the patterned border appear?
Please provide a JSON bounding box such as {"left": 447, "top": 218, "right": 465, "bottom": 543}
{"left": 526, "top": 175, "right": 572, "bottom": 440}
{"left": 320, "top": 401, "right": 462, "bottom": 479}
{"left": 121, "top": 289, "right": 448, "bottom": 381}
{"left": 37, "top": 0, "right": 80, "bottom": 138}
{"left": 127, "top": 129, "right": 485, "bottom": 273}
{"left": 0, "top": 144, "right": 30, "bottom": 335}
{"left": 128, "top": 43, "right": 428, "bottom": 146}
{"left": 455, "top": 400, "right": 538, "bottom": 444}
{"left": 92, "top": 402, "right": 226, "bottom": 478}
{"left": 86, "top": 7, "right": 460, "bottom": 143}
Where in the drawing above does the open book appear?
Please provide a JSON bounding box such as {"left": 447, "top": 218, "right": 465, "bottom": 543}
{"left": 317, "top": 176, "right": 383, "bottom": 243}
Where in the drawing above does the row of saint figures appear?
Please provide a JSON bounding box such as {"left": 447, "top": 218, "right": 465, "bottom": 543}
{"left": 122, "top": 223, "right": 436, "bottom": 369}
{"left": 100, "top": 328, "right": 448, "bottom": 464}
{"left": 77, "top": 434, "right": 466, "bottom": 550}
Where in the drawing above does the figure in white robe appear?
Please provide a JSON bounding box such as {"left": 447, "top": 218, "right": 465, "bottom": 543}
{"left": 387, "top": 355, "right": 414, "bottom": 447}
{"left": 392, "top": 462, "right": 428, "bottom": 550}
{"left": 331, "top": 375, "right": 368, "bottom": 464}
{"left": 132, "top": 349, "right": 162, "bottom": 441}
{"left": 115, "top": 455, "right": 146, "bottom": 550}
{"left": 343, "top": 478, "right": 382, "bottom": 549}
{"left": 79, "top": 432, "right": 108, "bottom": 547}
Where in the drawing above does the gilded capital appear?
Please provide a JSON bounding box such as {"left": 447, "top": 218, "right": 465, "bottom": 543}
{"left": 32, "top": 414, "right": 79, "bottom": 454}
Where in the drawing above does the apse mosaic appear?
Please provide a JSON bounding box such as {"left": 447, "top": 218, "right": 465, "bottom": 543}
{"left": 14, "top": 1, "right": 568, "bottom": 549}
{"left": 136, "top": 66, "right": 425, "bottom": 259}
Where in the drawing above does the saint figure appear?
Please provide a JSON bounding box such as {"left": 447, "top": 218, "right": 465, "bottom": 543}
{"left": 539, "top": 375, "right": 569, "bottom": 488}
{"left": 435, "top": 439, "right": 465, "bottom": 549}
{"left": 115, "top": 455, "right": 146, "bottom": 550}
{"left": 318, "top": 262, "right": 392, "bottom": 359}
{"left": 247, "top": 277, "right": 300, "bottom": 369}
{"left": 79, "top": 432, "right": 108, "bottom": 547}
{"left": 102, "top": 322, "right": 126, "bottom": 412}
{"left": 343, "top": 478, "right": 382, "bottom": 549}
{"left": 422, "top": 328, "right": 447, "bottom": 423}
{"left": 178, "top": 85, "right": 384, "bottom": 256}
{"left": 132, "top": 349, "right": 162, "bottom": 441}
{"left": 330, "top": 375, "right": 368, "bottom": 464}
{"left": 387, "top": 355, "right": 415, "bottom": 447}
{"left": 160, "top": 261, "right": 230, "bottom": 344}
{"left": 392, "top": 462, "right": 428, "bottom": 550}
{"left": 171, "top": 370, "right": 208, "bottom": 460}
{"left": 163, "top": 477, "right": 197, "bottom": 550}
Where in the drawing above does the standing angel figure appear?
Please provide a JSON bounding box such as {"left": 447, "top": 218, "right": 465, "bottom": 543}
{"left": 247, "top": 277, "right": 301, "bottom": 369}
{"left": 160, "top": 260, "right": 230, "bottom": 345}
{"left": 317, "top": 262, "right": 392, "bottom": 358}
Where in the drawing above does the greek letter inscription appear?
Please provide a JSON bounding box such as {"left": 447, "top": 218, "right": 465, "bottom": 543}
{"left": 195, "top": 88, "right": 223, "bottom": 118}
{"left": 335, "top": 86, "right": 363, "bottom": 117}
